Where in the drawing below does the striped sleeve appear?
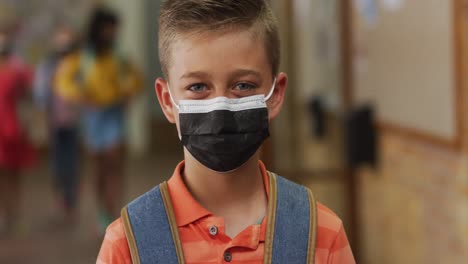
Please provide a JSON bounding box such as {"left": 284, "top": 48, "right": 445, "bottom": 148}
{"left": 327, "top": 224, "right": 355, "bottom": 264}
{"left": 315, "top": 203, "right": 356, "bottom": 264}
{"left": 97, "top": 218, "right": 132, "bottom": 264}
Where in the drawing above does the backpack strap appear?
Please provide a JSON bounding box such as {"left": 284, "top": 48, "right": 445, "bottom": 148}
{"left": 264, "top": 172, "right": 317, "bottom": 264}
{"left": 121, "top": 182, "right": 185, "bottom": 264}
{"left": 122, "top": 173, "right": 317, "bottom": 264}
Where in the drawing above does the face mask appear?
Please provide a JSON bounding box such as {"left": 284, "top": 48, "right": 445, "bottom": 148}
{"left": 169, "top": 79, "right": 276, "bottom": 172}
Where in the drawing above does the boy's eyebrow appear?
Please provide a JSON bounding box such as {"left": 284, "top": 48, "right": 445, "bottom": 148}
{"left": 179, "top": 69, "right": 263, "bottom": 81}
{"left": 180, "top": 71, "right": 211, "bottom": 80}
{"left": 229, "top": 69, "right": 262, "bottom": 80}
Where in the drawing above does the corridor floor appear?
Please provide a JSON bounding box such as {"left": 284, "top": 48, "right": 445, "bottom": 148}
{"left": 0, "top": 152, "right": 182, "bottom": 264}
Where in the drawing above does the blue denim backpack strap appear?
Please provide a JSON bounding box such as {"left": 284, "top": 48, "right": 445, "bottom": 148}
{"left": 264, "top": 172, "right": 317, "bottom": 264}
{"left": 121, "top": 182, "right": 185, "bottom": 264}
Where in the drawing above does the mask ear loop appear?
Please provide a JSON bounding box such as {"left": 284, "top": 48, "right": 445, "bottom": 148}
{"left": 264, "top": 77, "right": 277, "bottom": 102}
{"left": 167, "top": 84, "right": 180, "bottom": 110}
{"left": 167, "top": 84, "right": 182, "bottom": 139}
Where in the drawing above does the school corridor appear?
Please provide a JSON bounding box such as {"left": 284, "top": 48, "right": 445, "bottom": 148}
{"left": 0, "top": 144, "right": 182, "bottom": 264}
{"left": 1, "top": 0, "right": 468, "bottom": 263}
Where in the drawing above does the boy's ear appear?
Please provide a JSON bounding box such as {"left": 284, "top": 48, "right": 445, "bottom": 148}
{"left": 268, "top": 72, "right": 288, "bottom": 121}
{"left": 155, "top": 78, "right": 177, "bottom": 124}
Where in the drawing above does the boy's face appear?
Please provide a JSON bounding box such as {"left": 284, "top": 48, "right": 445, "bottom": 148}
{"left": 155, "top": 29, "right": 287, "bottom": 131}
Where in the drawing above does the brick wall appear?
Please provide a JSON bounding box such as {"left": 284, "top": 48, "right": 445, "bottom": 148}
{"left": 358, "top": 1, "right": 468, "bottom": 262}
{"left": 358, "top": 131, "right": 468, "bottom": 263}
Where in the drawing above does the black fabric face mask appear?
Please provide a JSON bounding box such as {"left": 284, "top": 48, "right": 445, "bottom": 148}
{"left": 170, "top": 81, "right": 276, "bottom": 172}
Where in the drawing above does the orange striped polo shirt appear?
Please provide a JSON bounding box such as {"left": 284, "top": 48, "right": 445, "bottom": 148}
{"left": 97, "top": 161, "right": 355, "bottom": 263}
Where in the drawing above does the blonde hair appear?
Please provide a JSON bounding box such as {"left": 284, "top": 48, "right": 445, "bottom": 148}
{"left": 158, "top": 0, "right": 280, "bottom": 77}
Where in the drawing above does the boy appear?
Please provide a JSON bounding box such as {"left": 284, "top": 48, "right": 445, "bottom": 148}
{"left": 97, "top": 0, "right": 355, "bottom": 263}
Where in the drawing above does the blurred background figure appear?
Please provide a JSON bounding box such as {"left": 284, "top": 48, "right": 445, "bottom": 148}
{"left": 0, "top": 27, "right": 35, "bottom": 236}
{"left": 33, "top": 24, "right": 80, "bottom": 226}
{"left": 54, "top": 6, "right": 142, "bottom": 234}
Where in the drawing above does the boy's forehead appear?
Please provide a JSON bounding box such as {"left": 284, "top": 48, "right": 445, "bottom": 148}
{"left": 167, "top": 29, "right": 271, "bottom": 80}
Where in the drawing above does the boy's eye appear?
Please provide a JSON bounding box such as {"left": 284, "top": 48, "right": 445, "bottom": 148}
{"left": 234, "top": 82, "right": 256, "bottom": 91}
{"left": 188, "top": 83, "right": 208, "bottom": 93}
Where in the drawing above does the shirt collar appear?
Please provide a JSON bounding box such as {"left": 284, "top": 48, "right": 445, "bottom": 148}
{"left": 167, "top": 160, "right": 270, "bottom": 228}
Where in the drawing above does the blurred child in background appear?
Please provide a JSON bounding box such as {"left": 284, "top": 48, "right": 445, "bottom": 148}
{"left": 0, "top": 28, "right": 35, "bottom": 236}
{"left": 54, "top": 7, "right": 142, "bottom": 233}
{"left": 33, "top": 24, "right": 81, "bottom": 226}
